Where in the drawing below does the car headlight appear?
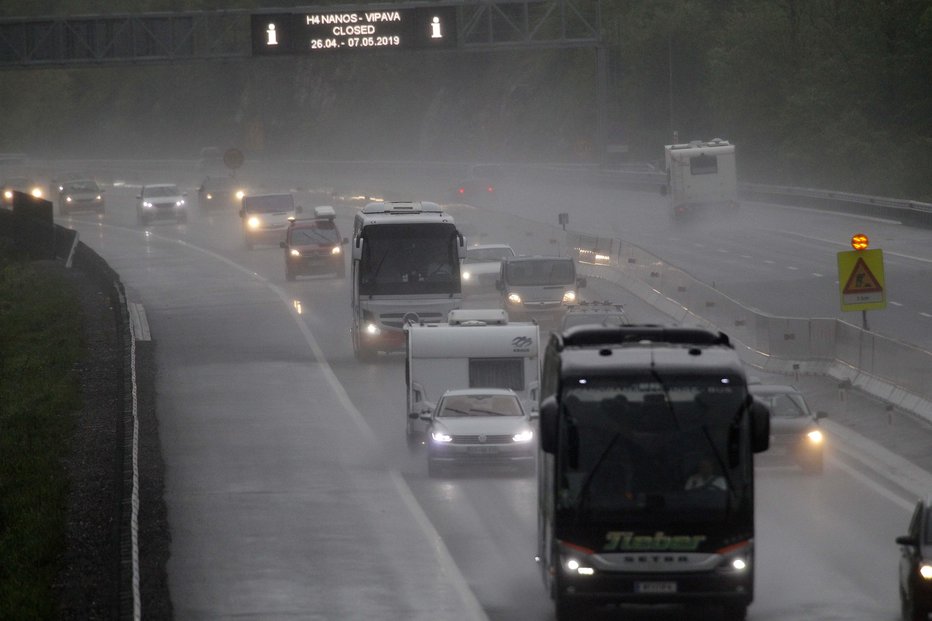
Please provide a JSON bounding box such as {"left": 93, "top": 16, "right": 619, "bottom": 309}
{"left": 247, "top": 216, "right": 261, "bottom": 229}
{"left": 920, "top": 563, "right": 932, "bottom": 580}
{"left": 95, "top": 195, "right": 102, "bottom": 201}
{"left": 31, "top": 187, "right": 43, "bottom": 198}
{"left": 175, "top": 200, "right": 185, "bottom": 207}
{"left": 507, "top": 292, "right": 522, "bottom": 305}
{"left": 66, "top": 196, "right": 73, "bottom": 202}
{"left": 806, "top": 429, "right": 824, "bottom": 445}
{"left": 206, "top": 193, "right": 213, "bottom": 200}
{"left": 142, "top": 201, "right": 153, "bottom": 208}
{"left": 512, "top": 429, "right": 534, "bottom": 443}
{"left": 431, "top": 429, "right": 453, "bottom": 443}
{"left": 364, "top": 322, "right": 381, "bottom": 336}
{"left": 331, "top": 246, "right": 341, "bottom": 255}
{"left": 3, "top": 190, "right": 12, "bottom": 200}
{"left": 289, "top": 248, "right": 301, "bottom": 257}
{"left": 563, "top": 290, "right": 577, "bottom": 303}
{"left": 235, "top": 190, "right": 246, "bottom": 200}
{"left": 462, "top": 270, "right": 472, "bottom": 281}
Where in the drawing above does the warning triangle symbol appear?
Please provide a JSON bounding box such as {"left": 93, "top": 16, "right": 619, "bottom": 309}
{"left": 842, "top": 257, "right": 882, "bottom": 294}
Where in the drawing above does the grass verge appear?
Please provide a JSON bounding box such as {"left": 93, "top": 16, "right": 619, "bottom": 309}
{"left": 0, "top": 242, "right": 83, "bottom": 619}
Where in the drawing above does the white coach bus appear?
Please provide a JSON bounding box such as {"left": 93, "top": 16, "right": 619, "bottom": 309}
{"left": 351, "top": 201, "right": 466, "bottom": 360}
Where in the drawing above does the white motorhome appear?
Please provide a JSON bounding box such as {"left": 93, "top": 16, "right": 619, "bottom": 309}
{"left": 404, "top": 309, "right": 541, "bottom": 447}
{"left": 663, "top": 138, "right": 738, "bottom": 219}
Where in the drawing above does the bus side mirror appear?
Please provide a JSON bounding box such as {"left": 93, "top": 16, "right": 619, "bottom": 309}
{"left": 750, "top": 400, "right": 770, "bottom": 454}
{"left": 539, "top": 396, "right": 558, "bottom": 454}
{"left": 352, "top": 237, "right": 363, "bottom": 261}
{"left": 457, "top": 232, "right": 466, "bottom": 259}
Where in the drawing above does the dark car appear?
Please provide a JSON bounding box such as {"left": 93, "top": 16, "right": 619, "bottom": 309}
{"left": 280, "top": 206, "right": 347, "bottom": 280}
{"left": 59, "top": 179, "right": 105, "bottom": 215}
{"left": 197, "top": 176, "right": 246, "bottom": 211}
{"left": 897, "top": 499, "right": 932, "bottom": 621}
{"left": 561, "top": 301, "right": 628, "bottom": 330}
{"left": 748, "top": 383, "right": 826, "bottom": 474}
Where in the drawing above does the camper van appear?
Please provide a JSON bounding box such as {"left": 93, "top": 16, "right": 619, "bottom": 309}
{"left": 404, "top": 309, "right": 540, "bottom": 448}
{"left": 662, "top": 138, "right": 738, "bottom": 219}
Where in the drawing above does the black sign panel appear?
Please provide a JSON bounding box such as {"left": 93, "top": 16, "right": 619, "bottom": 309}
{"left": 252, "top": 7, "right": 457, "bottom": 55}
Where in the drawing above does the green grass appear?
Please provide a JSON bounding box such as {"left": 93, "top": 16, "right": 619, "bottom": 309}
{"left": 0, "top": 244, "right": 83, "bottom": 619}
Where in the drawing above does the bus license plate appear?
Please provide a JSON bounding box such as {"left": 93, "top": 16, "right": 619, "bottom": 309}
{"left": 635, "top": 581, "right": 677, "bottom": 594}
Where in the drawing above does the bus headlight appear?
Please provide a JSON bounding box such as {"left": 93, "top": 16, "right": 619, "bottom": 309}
{"left": 507, "top": 293, "right": 522, "bottom": 305}
{"left": 920, "top": 563, "right": 932, "bottom": 580}
{"left": 562, "top": 290, "right": 577, "bottom": 303}
{"left": 364, "top": 322, "right": 381, "bottom": 336}
{"left": 247, "top": 216, "right": 261, "bottom": 229}
{"left": 331, "top": 246, "right": 341, "bottom": 255}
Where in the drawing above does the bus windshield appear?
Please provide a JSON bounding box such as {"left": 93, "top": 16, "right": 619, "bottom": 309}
{"left": 504, "top": 259, "right": 574, "bottom": 286}
{"left": 359, "top": 223, "right": 461, "bottom": 296}
{"left": 556, "top": 376, "right": 750, "bottom": 523}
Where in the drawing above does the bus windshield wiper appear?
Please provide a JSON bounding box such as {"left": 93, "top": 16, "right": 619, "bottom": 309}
{"left": 574, "top": 432, "right": 622, "bottom": 522}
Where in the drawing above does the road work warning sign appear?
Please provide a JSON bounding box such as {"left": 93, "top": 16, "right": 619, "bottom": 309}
{"left": 837, "top": 249, "right": 886, "bottom": 311}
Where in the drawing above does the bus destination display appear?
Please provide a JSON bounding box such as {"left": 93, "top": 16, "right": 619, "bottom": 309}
{"left": 252, "top": 7, "right": 457, "bottom": 55}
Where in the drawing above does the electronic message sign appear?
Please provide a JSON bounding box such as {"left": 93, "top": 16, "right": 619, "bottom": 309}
{"left": 252, "top": 7, "right": 457, "bottom": 55}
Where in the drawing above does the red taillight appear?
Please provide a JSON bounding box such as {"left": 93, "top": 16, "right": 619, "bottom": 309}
{"left": 458, "top": 187, "right": 465, "bottom": 194}
{"left": 487, "top": 185, "right": 495, "bottom": 193}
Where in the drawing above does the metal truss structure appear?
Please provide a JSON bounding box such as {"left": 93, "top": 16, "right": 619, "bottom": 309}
{"left": 0, "top": 1, "right": 601, "bottom": 67}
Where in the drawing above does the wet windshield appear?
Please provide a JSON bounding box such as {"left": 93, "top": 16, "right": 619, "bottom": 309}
{"left": 359, "top": 223, "right": 460, "bottom": 296}
{"left": 504, "top": 259, "right": 575, "bottom": 285}
{"left": 144, "top": 185, "right": 180, "bottom": 198}
{"left": 465, "top": 246, "right": 514, "bottom": 263}
{"left": 66, "top": 181, "right": 100, "bottom": 192}
{"left": 244, "top": 195, "right": 294, "bottom": 213}
{"left": 438, "top": 394, "right": 523, "bottom": 418}
{"left": 290, "top": 223, "right": 339, "bottom": 245}
{"left": 557, "top": 376, "right": 749, "bottom": 522}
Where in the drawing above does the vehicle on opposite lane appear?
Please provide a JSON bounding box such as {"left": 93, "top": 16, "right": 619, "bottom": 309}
{"left": 749, "top": 383, "right": 825, "bottom": 474}
{"left": 424, "top": 388, "right": 536, "bottom": 477}
{"left": 897, "top": 498, "right": 932, "bottom": 621}
{"left": 137, "top": 184, "right": 188, "bottom": 224}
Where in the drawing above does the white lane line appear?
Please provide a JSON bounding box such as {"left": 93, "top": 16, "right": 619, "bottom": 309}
{"left": 812, "top": 272, "right": 823, "bottom": 278}
{"left": 763, "top": 259, "right": 775, "bottom": 265}
{"left": 155, "top": 232, "right": 489, "bottom": 621}
{"left": 920, "top": 312, "right": 932, "bottom": 319}
{"left": 740, "top": 254, "right": 753, "bottom": 259}
{"left": 787, "top": 266, "right": 799, "bottom": 271}
{"left": 890, "top": 301, "right": 903, "bottom": 307}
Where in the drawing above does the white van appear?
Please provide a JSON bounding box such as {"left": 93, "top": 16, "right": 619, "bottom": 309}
{"left": 404, "top": 309, "right": 540, "bottom": 447}
{"left": 239, "top": 192, "right": 301, "bottom": 249}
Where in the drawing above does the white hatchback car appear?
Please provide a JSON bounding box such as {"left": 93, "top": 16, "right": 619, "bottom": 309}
{"left": 424, "top": 388, "right": 535, "bottom": 477}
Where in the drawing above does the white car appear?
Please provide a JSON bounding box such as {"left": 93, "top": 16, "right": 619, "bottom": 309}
{"left": 424, "top": 388, "right": 535, "bottom": 477}
{"left": 137, "top": 184, "right": 187, "bottom": 224}
{"left": 461, "top": 243, "right": 515, "bottom": 295}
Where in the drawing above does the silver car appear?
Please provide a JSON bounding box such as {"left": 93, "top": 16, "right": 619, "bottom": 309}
{"left": 461, "top": 243, "right": 514, "bottom": 295}
{"left": 424, "top": 388, "right": 535, "bottom": 477}
{"left": 137, "top": 183, "right": 188, "bottom": 224}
